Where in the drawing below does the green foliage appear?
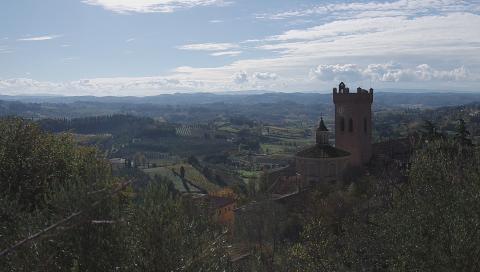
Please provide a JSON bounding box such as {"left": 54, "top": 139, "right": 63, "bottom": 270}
{"left": 0, "top": 117, "right": 122, "bottom": 271}
{"left": 121, "top": 183, "right": 229, "bottom": 272}
{"left": 290, "top": 139, "right": 480, "bottom": 271}
{"left": 0, "top": 118, "right": 229, "bottom": 271}
{"left": 38, "top": 114, "right": 176, "bottom": 138}
{"left": 0, "top": 118, "right": 109, "bottom": 210}
{"left": 455, "top": 118, "right": 472, "bottom": 146}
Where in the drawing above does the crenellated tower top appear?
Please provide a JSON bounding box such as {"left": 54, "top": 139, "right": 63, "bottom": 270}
{"left": 333, "top": 82, "right": 373, "bottom": 104}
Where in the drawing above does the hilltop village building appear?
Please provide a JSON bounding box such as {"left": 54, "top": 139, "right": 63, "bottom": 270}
{"left": 333, "top": 82, "right": 374, "bottom": 166}
{"left": 233, "top": 83, "right": 415, "bottom": 262}
{"left": 294, "top": 82, "right": 374, "bottom": 186}
{"left": 295, "top": 118, "right": 350, "bottom": 184}
{"left": 265, "top": 82, "right": 412, "bottom": 198}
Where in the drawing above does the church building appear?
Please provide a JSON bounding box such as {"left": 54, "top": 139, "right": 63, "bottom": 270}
{"left": 295, "top": 82, "right": 374, "bottom": 185}
{"left": 295, "top": 117, "right": 350, "bottom": 184}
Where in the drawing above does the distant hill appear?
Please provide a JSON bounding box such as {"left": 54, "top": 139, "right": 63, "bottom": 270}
{"left": 2, "top": 91, "right": 480, "bottom": 122}
{"left": 1, "top": 91, "right": 480, "bottom": 108}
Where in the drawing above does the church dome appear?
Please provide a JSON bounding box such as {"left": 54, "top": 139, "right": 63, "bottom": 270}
{"left": 296, "top": 144, "right": 350, "bottom": 159}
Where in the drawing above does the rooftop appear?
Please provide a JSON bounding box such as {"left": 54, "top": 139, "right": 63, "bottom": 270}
{"left": 296, "top": 144, "right": 350, "bottom": 159}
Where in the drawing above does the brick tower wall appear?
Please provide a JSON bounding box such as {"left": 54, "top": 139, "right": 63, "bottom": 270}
{"left": 333, "top": 88, "right": 373, "bottom": 166}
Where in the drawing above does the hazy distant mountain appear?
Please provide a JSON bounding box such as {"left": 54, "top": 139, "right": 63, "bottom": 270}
{"left": 1, "top": 91, "right": 480, "bottom": 108}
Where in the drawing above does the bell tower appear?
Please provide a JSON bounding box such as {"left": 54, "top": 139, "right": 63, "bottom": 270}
{"left": 333, "top": 82, "right": 373, "bottom": 166}
{"left": 316, "top": 117, "right": 329, "bottom": 145}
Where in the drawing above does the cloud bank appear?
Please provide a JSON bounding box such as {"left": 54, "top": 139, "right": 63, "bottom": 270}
{"left": 82, "top": 0, "right": 231, "bottom": 13}
{"left": 310, "top": 63, "right": 470, "bottom": 82}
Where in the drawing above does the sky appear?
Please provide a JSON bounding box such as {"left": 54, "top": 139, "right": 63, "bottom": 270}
{"left": 0, "top": 0, "right": 479, "bottom": 96}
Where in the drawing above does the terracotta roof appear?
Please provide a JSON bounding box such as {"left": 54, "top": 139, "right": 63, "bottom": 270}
{"left": 296, "top": 144, "right": 350, "bottom": 159}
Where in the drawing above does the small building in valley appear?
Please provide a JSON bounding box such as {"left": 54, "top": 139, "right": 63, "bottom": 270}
{"left": 210, "top": 196, "right": 236, "bottom": 229}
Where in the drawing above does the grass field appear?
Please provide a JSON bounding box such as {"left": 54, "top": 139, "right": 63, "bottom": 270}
{"left": 237, "top": 170, "right": 261, "bottom": 180}
{"left": 143, "top": 167, "right": 193, "bottom": 192}
{"left": 143, "top": 163, "right": 220, "bottom": 193}
{"left": 170, "top": 163, "right": 220, "bottom": 192}
{"left": 217, "top": 126, "right": 240, "bottom": 133}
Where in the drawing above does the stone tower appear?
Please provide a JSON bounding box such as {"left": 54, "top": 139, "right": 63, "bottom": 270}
{"left": 333, "top": 82, "right": 373, "bottom": 166}
{"left": 316, "top": 117, "right": 329, "bottom": 145}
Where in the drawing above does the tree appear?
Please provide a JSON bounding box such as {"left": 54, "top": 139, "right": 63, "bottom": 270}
{"left": 0, "top": 118, "right": 124, "bottom": 271}
{"left": 422, "top": 120, "right": 442, "bottom": 141}
{"left": 180, "top": 165, "right": 186, "bottom": 179}
{"left": 121, "top": 183, "right": 229, "bottom": 272}
{"left": 188, "top": 155, "right": 200, "bottom": 167}
{"left": 455, "top": 118, "right": 472, "bottom": 147}
{"left": 290, "top": 139, "right": 480, "bottom": 271}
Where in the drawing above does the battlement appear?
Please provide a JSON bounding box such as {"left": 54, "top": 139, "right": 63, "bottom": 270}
{"left": 332, "top": 82, "right": 373, "bottom": 104}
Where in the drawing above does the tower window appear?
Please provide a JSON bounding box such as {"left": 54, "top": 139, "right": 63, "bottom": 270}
{"left": 348, "top": 118, "right": 353, "bottom": 132}
{"left": 364, "top": 118, "right": 367, "bottom": 133}
{"left": 340, "top": 117, "right": 345, "bottom": 132}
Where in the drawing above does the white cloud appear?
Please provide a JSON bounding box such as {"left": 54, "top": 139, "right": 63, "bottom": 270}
{"left": 253, "top": 72, "right": 278, "bottom": 81}
{"left": 177, "top": 42, "right": 239, "bottom": 51}
{"left": 233, "top": 71, "right": 248, "bottom": 84}
{"left": 0, "top": 61, "right": 473, "bottom": 96}
{"left": 210, "top": 50, "right": 242, "bottom": 56}
{"left": 249, "top": 11, "right": 480, "bottom": 77}
{"left": 17, "top": 35, "right": 62, "bottom": 41}
{"left": 310, "top": 64, "right": 364, "bottom": 81}
{"left": 126, "top": 38, "right": 135, "bottom": 43}
{"left": 82, "top": 0, "right": 232, "bottom": 13}
{"left": 209, "top": 19, "right": 223, "bottom": 23}
{"left": 310, "top": 63, "right": 470, "bottom": 82}
{"left": 0, "top": 78, "right": 63, "bottom": 94}
{"left": 256, "top": 0, "right": 479, "bottom": 20}
{"left": 0, "top": 46, "right": 13, "bottom": 54}
{"left": 161, "top": 10, "right": 478, "bottom": 92}
{"left": 0, "top": 76, "right": 209, "bottom": 96}
{"left": 266, "top": 16, "right": 395, "bottom": 41}
{"left": 172, "top": 0, "right": 480, "bottom": 90}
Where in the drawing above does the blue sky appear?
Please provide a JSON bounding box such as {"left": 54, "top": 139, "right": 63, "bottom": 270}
{"left": 0, "top": 0, "right": 479, "bottom": 96}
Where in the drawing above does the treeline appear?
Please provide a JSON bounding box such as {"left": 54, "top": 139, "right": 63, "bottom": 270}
{"left": 0, "top": 100, "right": 42, "bottom": 115}
{"left": 1, "top": 98, "right": 331, "bottom": 125}
{"left": 38, "top": 114, "right": 176, "bottom": 138}
{"left": 374, "top": 102, "right": 480, "bottom": 141}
